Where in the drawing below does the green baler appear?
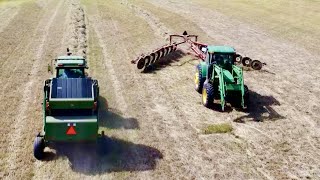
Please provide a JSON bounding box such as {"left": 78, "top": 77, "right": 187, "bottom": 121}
{"left": 34, "top": 55, "right": 102, "bottom": 160}
{"left": 194, "top": 46, "right": 249, "bottom": 111}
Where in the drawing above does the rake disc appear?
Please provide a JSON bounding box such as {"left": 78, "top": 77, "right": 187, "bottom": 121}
{"left": 167, "top": 46, "right": 173, "bottom": 54}
{"left": 144, "top": 55, "right": 152, "bottom": 67}
{"left": 242, "top": 57, "right": 252, "bottom": 67}
{"left": 137, "top": 57, "right": 146, "bottom": 69}
{"left": 158, "top": 48, "right": 165, "bottom": 58}
{"left": 163, "top": 47, "right": 169, "bottom": 56}
{"left": 150, "top": 52, "right": 156, "bottom": 64}
{"left": 251, "top": 60, "right": 263, "bottom": 70}
{"left": 172, "top": 45, "right": 177, "bottom": 52}
{"left": 235, "top": 54, "right": 242, "bottom": 63}
{"left": 154, "top": 51, "right": 161, "bottom": 62}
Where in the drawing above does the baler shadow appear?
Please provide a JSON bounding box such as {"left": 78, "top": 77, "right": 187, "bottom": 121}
{"left": 45, "top": 137, "right": 163, "bottom": 174}
{"left": 99, "top": 96, "right": 139, "bottom": 129}
{"left": 233, "top": 90, "right": 284, "bottom": 123}
{"left": 144, "top": 50, "right": 186, "bottom": 73}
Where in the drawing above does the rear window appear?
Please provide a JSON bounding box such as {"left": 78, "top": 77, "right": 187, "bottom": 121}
{"left": 57, "top": 68, "right": 84, "bottom": 78}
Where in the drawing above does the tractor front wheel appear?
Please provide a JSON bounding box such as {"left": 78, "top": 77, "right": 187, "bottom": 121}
{"left": 202, "top": 82, "right": 214, "bottom": 108}
{"left": 33, "top": 136, "right": 45, "bottom": 160}
{"left": 195, "top": 65, "right": 205, "bottom": 93}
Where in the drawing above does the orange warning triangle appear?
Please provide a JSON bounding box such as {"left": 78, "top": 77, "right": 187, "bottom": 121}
{"left": 66, "top": 126, "right": 77, "bottom": 135}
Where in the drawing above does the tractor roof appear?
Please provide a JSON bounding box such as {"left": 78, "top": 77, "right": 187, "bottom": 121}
{"left": 55, "top": 56, "right": 86, "bottom": 67}
{"left": 57, "top": 55, "right": 85, "bottom": 60}
{"left": 207, "top": 46, "right": 235, "bottom": 53}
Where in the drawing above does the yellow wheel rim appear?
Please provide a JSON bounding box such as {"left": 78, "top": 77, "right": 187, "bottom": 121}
{"left": 194, "top": 70, "right": 199, "bottom": 86}
{"left": 202, "top": 88, "right": 207, "bottom": 104}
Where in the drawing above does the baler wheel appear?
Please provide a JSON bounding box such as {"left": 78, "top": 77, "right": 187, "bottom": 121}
{"left": 33, "top": 136, "right": 45, "bottom": 160}
{"left": 242, "top": 57, "right": 252, "bottom": 67}
{"left": 202, "top": 82, "right": 214, "bottom": 107}
{"left": 195, "top": 65, "right": 205, "bottom": 93}
{"left": 251, "top": 60, "right": 263, "bottom": 70}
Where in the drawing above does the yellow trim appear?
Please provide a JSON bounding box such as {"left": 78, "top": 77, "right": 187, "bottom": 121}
{"left": 194, "top": 70, "right": 199, "bottom": 87}
{"left": 202, "top": 88, "right": 207, "bottom": 104}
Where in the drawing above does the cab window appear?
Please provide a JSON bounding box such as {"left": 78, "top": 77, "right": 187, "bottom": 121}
{"left": 57, "top": 68, "right": 85, "bottom": 78}
{"left": 211, "top": 53, "right": 234, "bottom": 65}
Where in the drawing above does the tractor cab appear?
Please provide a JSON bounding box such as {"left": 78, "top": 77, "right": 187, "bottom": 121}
{"left": 206, "top": 46, "right": 235, "bottom": 69}
{"left": 53, "top": 56, "right": 88, "bottom": 78}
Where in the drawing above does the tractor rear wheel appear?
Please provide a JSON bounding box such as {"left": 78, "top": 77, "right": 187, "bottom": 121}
{"left": 33, "top": 136, "right": 45, "bottom": 160}
{"left": 202, "top": 82, "right": 214, "bottom": 107}
{"left": 195, "top": 65, "right": 205, "bottom": 93}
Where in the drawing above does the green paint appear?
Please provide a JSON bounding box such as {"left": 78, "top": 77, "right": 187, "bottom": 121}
{"left": 198, "top": 48, "right": 247, "bottom": 110}
{"left": 48, "top": 99, "right": 94, "bottom": 109}
{"left": 40, "top": 55, "right": 100, "bottom": 143}
{"left": 45, "top": 119, "right": 98, "bottom": 142}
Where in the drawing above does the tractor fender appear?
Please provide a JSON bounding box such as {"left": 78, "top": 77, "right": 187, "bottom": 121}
{"left": 199, "top": 62, "right": 208, "bottom": 78}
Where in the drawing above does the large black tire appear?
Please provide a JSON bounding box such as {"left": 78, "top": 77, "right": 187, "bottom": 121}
{"left": 195, "top": 65, "right": 205, "bottom": 93}
{"left": 33, "top": 136, "right": 45, "bottom": 160}
{"left": 202, "top": 81, "right": 214, "bottom": 108}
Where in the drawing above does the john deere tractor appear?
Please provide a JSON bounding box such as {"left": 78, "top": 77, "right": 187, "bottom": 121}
{"left": 34, "top": 54, "right": 103, "bottom": 160}
{"left": 194, "top": 46, "right": 249, "bottom": 111}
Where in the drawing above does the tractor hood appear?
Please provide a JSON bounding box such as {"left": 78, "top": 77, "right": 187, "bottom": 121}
{"left": 222, "top": 69, "right": 235, "bottom": 83}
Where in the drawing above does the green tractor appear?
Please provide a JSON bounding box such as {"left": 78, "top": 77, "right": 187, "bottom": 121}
{"left": 194, "top": 46, "right": 249, "bottom": 111}
{"left": 131, "top": 31, "right": 250, "bottom": 111}
{"left": 34, "top": 54, "right": 103, "bottom": 160}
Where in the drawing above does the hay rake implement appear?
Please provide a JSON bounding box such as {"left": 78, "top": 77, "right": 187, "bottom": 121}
{"left": 131, "top": 31, "right": 265, "bottom": 71}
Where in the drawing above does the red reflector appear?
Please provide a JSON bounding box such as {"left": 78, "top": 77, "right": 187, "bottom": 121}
{"left": 93, "top": 102, "right": 97, "bottom": 110}
{"left": 46, "top": 101, "right": 50, "bottom": 110}
{"left": 58, "top": 64, "right": 63, "bottom": 67}
{"left": 66, "top": 126, "right": 77, "bottom": 135}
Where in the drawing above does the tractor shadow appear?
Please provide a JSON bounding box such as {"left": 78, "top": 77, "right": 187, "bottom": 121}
{"left": 143, "top": 50, "right": 187, "bottom": 73}
{"left": 233, "top": 90, "right": 285, "bottom": 123}
{"left": 43, "top": 137, "right": 163, "bottom": 174}
{"left": 208, "top": 102, "right": 234, "bottom": 113}
{"left": 99, "top": 96, "right": 139, "bottom": 129}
